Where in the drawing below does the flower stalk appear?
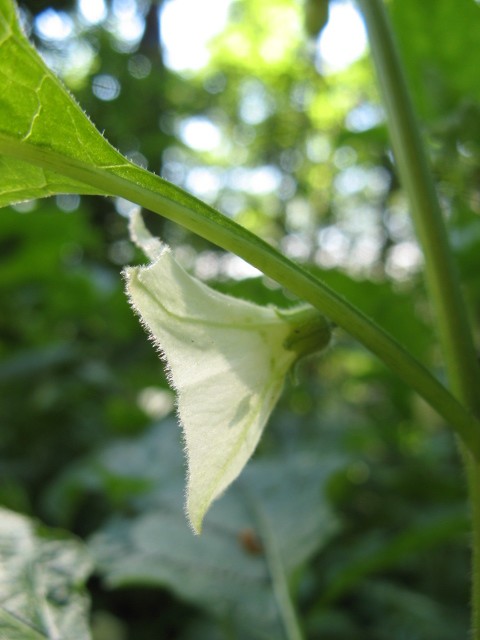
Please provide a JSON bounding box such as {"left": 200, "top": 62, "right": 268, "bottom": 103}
{"left": 356, "top": 0, "right": 480, "bottom": 634}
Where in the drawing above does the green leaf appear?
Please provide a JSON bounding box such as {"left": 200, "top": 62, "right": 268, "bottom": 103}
{"left": 320, "top": 506, "right": 469, "bottom": 606}
{"left": 0, "top": 0, "right": 117, "bottom": 204}
{"left": 87, "top": 424, "right": 341, "bottom": 639}
{"left": 390, "top": 0, "right": 480, "bottom": 118}
{"left": 0, "top": 507, "right": 93, "bottom": 640}
{"left": 0, "top": 0, "right": 216, "bottom": 224}
{"left": 0, "top": 0, "right": 260, "bottom": 239}
{"left": 358, "top": 579, "right": 468, "bottom": 640}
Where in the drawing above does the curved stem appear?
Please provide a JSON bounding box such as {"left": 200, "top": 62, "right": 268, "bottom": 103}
{"left": 2, "top": 135, "right": 480, "bottom": 459}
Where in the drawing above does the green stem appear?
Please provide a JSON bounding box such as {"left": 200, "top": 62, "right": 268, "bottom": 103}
{"left": 254, "top": 505, "right": 304, "bottom": 640}
{"left": 356, "top": 0, "right": 480, "bottom": 634}
{"left": 357, "top": 0, "right": 480, "bottom": 408}
{"left": 2, "top": 135, "right": 480, "bottom": 459}
{"left": 468, "top": 458, "right": 480, "bottom": 637}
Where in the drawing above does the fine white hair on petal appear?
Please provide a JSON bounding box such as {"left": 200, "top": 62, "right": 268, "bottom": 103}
{"left": 124, "top": 213, "right": 297, "bottom": 533}
{"left": 123, "top": 267, "right": 178, "bottom": 394}
{"left": 128, "top": 207, "right": 166, "bottom": 261}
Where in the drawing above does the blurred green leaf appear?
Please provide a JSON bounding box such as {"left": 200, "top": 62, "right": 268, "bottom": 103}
{"left": 357, "top": 579, "right": 468, "bottom": 639}
{"left": 85, "top": 424, "right": 341, "bottom": 638}
{"left": 0, "top": 342, "right": 74, "bottom": 382}
{"left": 390, "top": 0, "right": 480, "bottom": 117}
{"left": 321, "top": 505, "right": 469, "bottom": 605}
{"left": 0, "top": 507, "right": 92, "bottom": 639}
{"left": 311, "top": 267, "right": 433, "bottom": 359}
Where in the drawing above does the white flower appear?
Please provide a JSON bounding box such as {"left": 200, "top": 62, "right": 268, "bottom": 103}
{"left": 124, "top": 211, "right": 330, "bottom": 533}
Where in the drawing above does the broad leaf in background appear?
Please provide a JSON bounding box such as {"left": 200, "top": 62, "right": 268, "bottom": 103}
{"left": 0, "top": 507, "right": 92, "bottom": 640}
{"left": 390, "top": 0, "right": 480, "bottom": 118}
{"left": 81, "top": 424, "right": 341, "bottom": 639}
{"left": 125, "top": 211, "right": 331, "bottom": 532}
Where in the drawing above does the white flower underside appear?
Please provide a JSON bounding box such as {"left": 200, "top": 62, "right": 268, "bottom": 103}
{"left": 124, "top": 212, "right": 297, "bottom": 533}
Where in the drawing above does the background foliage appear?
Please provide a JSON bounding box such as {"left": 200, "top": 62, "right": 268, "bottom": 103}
{"left": 2, "top": 0, "right": 480, "bottom": 637}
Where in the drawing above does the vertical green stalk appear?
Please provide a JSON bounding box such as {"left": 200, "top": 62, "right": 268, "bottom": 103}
{"left": 254, "top": 505, "right": 304, "bottom": 640}
{"left": 356, "top": 0, "right": 479, "bottom": 405}
{"left": 356, "top": 0, "right": 480, "bottom": 635}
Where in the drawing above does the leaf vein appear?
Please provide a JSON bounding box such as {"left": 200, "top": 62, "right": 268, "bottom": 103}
{"left": 21, "top": 75, "right": 48, "bottom": 142}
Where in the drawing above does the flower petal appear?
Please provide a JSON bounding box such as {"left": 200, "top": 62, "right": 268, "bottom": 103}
{"left": 125, "top": 212, "right": 296, "bottom": 532}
